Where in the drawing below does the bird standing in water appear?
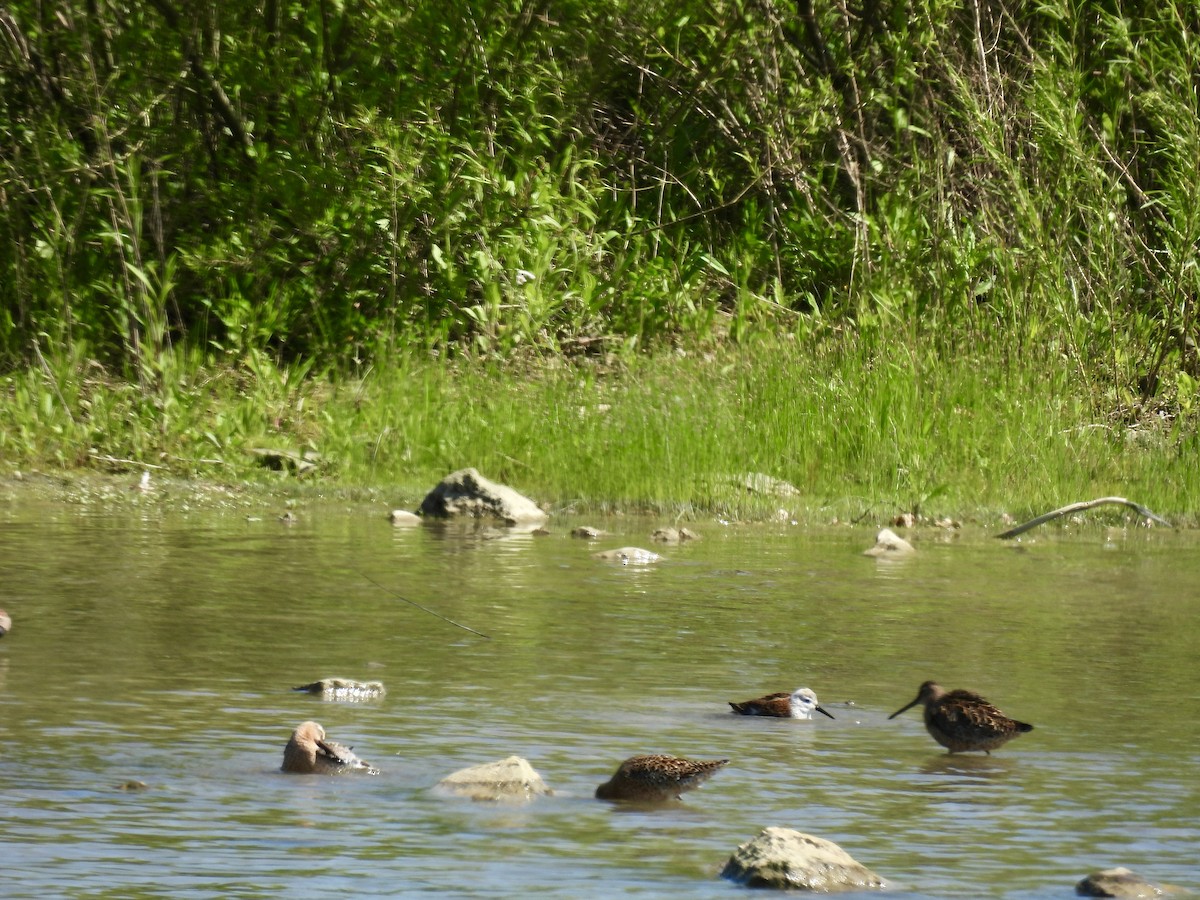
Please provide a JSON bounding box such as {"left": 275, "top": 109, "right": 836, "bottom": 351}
{"left": 889, "top": 681, "right": 1033, "bottom": 754}
{"left": 729, "top": 687, "right": 835, "bottom": 720}
{"left": 595, "top": 754, "right": 729, "bottom": 802}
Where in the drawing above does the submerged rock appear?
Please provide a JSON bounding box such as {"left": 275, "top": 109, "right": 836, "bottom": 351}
{"left": 436, "top": 756, "right": 551, "bottom": 802}
{"left": 418, "top": 468, "right": 546, "bottom": 525}
{"left": 863, "top": 527, "right": 915, "bottom": 557}
{"left": 292, "top": 678, "right": 386, "bottom": 701}
{"left": 570, "top": 526, "right": 606, "bottom": 539}
{"left": 721, "top": 827, "right": 884, "bottom": 892}
{"left": 0, "top": 608, "right": 10, "bottom": 637}
{"left": 1076, "top": 867, "right": 1166, "bottom": 898}
{"left": 389, "top": 509, "right": 421, "bottom": 526}
{"left": 593, "top": 547, "right": 663, "bottom": 565}
{"left": 650, "top": 527, "right": 700, "bottom": 544}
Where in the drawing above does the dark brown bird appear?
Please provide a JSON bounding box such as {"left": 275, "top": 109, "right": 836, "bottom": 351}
{"left": 595, "top": 754, "right": 729, "bottom": 802}
{"left": 281, "top": 721, "right": 378, "bottom": 774}
{"left": 889, "top": 681, "right": 1033, "bottom": 754}
{"left": 729, "top": 687, "right": 834, "bottom": 719}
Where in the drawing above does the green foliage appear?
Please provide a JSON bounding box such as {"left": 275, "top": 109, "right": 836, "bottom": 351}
{"left": 1, "top": 0, "right": 1199, "bottom": 468}
{"left": 5, "top": 337, "right": 1196, "bottom": 521}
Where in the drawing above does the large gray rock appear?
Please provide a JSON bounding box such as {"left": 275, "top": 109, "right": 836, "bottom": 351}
{"left": 733, "top": 472, "right": 801, "bottom": 497}
{"left": 436, "top": 756, "right": 551, "bottom": 802}
{"left": 418, "top": 468, "right": 546, "bottom": 525}
{"left": 722, "top": 827, "right": 884, "bottom": 892}
{"left": 1076, "top": 867, "right": 1165, "bottom": 898}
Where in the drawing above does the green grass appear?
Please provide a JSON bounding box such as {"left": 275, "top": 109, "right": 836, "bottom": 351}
{"left": 4, "top": 337, "right": 1195, "bottom": 525}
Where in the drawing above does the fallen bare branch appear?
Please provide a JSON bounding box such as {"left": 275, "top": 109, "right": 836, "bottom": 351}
{"left": 995, "top": 497, "right": 1172, "bottom": 539}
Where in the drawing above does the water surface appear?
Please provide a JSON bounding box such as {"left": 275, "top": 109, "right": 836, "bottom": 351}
{"left": 0, "top": 491, "right": 1196, "bottom": 897}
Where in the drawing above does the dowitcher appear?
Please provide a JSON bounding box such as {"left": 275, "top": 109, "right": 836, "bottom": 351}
{"left": 729, "top": 687, "right": 835, "bottom": 720}
{"left": 889, "top": 681, "right": 1033, "bottom": 754}
{"left": 281, "top": 721, "right": 379, "bottom": 774}
{"left": 595, "top": 754, "right": 729, "bottom": 802}
{"left": 292, "top": 678, "right": 386, "bottom": 701}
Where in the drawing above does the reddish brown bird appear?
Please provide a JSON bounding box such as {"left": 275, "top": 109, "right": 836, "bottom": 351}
{"left": 595, "top": 754, "right": 729, "bottom": 802}
{"left": 889, "top": 681, "right": 1033, "bottom": 754}
{"left": 281, "top": 721, "right": 378, "bottom": 774}
{"left": 729, "top": 687, "right": 834, "bottom": 719}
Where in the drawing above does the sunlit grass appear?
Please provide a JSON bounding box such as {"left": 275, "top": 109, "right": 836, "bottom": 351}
{"left": 4, "top": 336, "right": 1195, "bottom": 525}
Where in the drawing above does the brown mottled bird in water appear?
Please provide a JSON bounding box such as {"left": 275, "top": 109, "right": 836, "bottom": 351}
{"left": 595, "top": 754, "right": 729, "bottom": 802}
{"left": 281, "top": 721, "right": 379, "bottom": 774}
{"left": 889, "top": 681, "right": 1033, "bottom": 754}
{"left": 729, "top": 687, "right": 835, "bottom": 720}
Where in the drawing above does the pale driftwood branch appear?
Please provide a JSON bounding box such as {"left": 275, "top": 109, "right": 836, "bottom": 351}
{"left": 995, "top": 497, "right": 1172, "bottom": 539}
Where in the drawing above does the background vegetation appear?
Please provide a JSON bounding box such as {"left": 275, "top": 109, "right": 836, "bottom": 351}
{"left": 1, "top": 1, "right": 1197, "bottom": 517}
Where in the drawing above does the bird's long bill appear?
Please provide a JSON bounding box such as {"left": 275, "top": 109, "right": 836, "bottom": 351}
{"left": 888, "top": 694, "right": 922, "bottom": 719}
{"left": 816, "top": 705, "right": 836, "bottom": 720}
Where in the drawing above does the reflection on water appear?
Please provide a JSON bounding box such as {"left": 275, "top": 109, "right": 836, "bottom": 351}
{"left": 0, "top": 495, "right": 1197, "bottom": 897}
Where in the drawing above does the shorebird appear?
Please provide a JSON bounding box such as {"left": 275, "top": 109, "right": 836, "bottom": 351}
{"left": 889, "top": 681, "right": 1033, "bottom": 754}
{"left": 281, "top": 721, "right": 379, "bottom": 774}
{"left": 0, "top": 609, "right": 10, "bottom": 637}
{"left": 293, "top": 678, "right": 386, "bottom": 701}
{"left": 595, "top": 754, "right": 729, "bottom": 802}
{"left": 729, "top": 687, "right": 835, "bottom": 719}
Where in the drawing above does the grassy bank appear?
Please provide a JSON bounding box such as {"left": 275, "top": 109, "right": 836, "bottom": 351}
{"left": 3, "top": 2, "right": 1199, "bottom": 522}
{"left": 3, "top": 337, "right": 1194, "bottom": 525}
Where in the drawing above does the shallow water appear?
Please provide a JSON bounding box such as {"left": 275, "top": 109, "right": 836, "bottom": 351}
{"left": 0, "top": 491, "right": 1197, "bottom": 897}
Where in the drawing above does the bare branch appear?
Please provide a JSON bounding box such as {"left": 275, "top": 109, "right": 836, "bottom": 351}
{"left": 995, "top": 497, "right": 1172, "bottom": 539}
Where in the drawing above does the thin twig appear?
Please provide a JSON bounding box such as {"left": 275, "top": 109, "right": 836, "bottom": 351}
{"left": 87, "top": 452, "right": 167, "bottom": 470}
{"left": 355, "top": 569, "right": 491, "bottom": 639}
{"left": 995, "top": 497, "right": 1172, "bottom": 539}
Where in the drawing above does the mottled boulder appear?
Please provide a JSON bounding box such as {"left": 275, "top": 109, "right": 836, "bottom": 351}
{"left": 593, "top": 547, "right": 663, "bottom": 565}
{"left": 389, "top": 509, "right": 421, "bottom": 526}
{"left": 722, "top": 827, "right": 884, "bottom": 892}
{"left": 418, "top": 468, "right": 546, "bottom": 525}
{"left": 436, "top": 756, "right": 551, "bottom": 802}
{"left": 734, "top": 472, "right": 801, "bottom": 497}
{"left": 863, "top": 527, "right": 915, "bottom": 557}
{"left": 1076, "top": 868, "right": 1165, "bottom": 898}
{"left": 651, "top": 527, "right": 700, "bottom": 544}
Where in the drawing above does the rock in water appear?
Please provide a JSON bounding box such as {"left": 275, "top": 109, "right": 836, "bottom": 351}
{"left": 417, "top": 468, "right": 546, "bottom": 525}
{"left": 722, "top": 827, "right": 884, "bottom": 891}
{"left": 436, "top": 756, "right": 551, "bottom": 802}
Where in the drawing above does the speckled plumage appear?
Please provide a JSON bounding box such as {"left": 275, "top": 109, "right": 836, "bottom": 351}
{"left": 729, "top": 687, "right": 834, "bottom": 720}
{"left": 595, "top": 754, "right": 729, "bottom": 802}
{"left": 281, "top": 720, "right": 379, "bottom": 774}
{"left": 889, "top": 681, "right": 1033, "bottom": 754}
{"left": 292, "top": 678, "right": 386, "bottom": 701}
